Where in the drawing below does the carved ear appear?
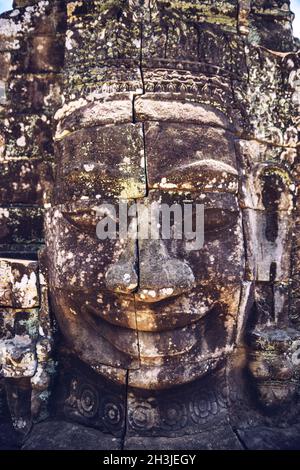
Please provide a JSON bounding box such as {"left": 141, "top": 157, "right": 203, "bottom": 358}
{"left": 243, "top": 161, "right": 298, "bottom": 410}
{"left": 258, "top": 166, "right": 293, "bottom": 280}
{"left": 241, "top": 163, "right": 293, "bottom": 212}
{"left": 242, "top": 163, "right": 293, "bottom": 283}
{"left": 256, "top": 164, "right": 293, "bottom": 213}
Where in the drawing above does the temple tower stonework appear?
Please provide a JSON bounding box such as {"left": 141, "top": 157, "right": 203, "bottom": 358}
{"left": 0, "top": 0, "right": 300, "bottom": 450}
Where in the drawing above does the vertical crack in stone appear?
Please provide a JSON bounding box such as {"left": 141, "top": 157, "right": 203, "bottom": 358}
{"left": 121, "top": 368, "right": 129, "bottom": 449}
{"left": 237, "top": 0, "right": 251, "bottom": 36}
{"left": 1, "top": 0, "right": 300, "bottom": 448}
{"left": 138, "top": 14, "right": 149, "bottom": 195}
{"left": 131, "top": 10, "right": 147, "bottom": 396}
{"left": 230, "top": 425, "right": 249, "bottom": 449}
{"left": 224, "top": 352, "right": 248, "bottom": 450}
{"left": 164, "top": 24, "right": 169, "bottom": 59}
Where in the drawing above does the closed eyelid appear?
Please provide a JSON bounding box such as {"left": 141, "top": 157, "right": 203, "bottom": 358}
{"left": 178, "top": 159, "right": 238, "bottom": 175}
{"left": 204, "top": 209, "right": 239, "bottom": 230}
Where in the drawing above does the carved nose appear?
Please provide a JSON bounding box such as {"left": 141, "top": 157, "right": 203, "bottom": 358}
{"left": 105, "top": 241, "right": 195, "bottom": 300}
{"left": 105, "top": 260, "right": 138, "bottom": 294}
{"left": 137, "top": 241, "right": 195, "bottom": 302}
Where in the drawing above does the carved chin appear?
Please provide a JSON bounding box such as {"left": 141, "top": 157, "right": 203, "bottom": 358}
{"left": 99, "top": 351, "right": 232, "bottom": 390}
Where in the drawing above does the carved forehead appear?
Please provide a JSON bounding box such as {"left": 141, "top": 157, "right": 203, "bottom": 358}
{"left": 55, "top": 112, "right": 237, "bottom": 173}
{"left": 54, "top": 97, "right": 238, "bottom": 204}
{"left": 53, "top": 116, "right": 238, "bottom": 203}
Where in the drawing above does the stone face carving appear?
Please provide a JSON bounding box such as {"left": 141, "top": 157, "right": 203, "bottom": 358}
{"left": 0, "top": 0, "right": 300, "bottom": 450}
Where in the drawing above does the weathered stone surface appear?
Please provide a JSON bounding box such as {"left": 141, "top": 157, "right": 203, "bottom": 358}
{"left": 0, "top": 114, "right": 54, "bottom": 160}
{"left": 236, "top": 425, "right": 300, "bottom": 450}
{"left": 55, "top": 123, "right": 146, "bottom": 202}
{"left": 0, "top": 206, "right": 44, "bottom": 246}
{"left": 248, "top": 326, "right": 300, "bottom": 409}
{"left": 124, "top": 432, "right": 242, "bottom": 450}
{"left": 0, "top": 254, "right": 54, "bottom": 431}
{"left": 0, "top": 259, "right": 39, "bottom": 308}
{"left": 144, "top": 121, "right": 238, "bottom": 192}
{"left": 0, "top": 314, "right": 38, "bottom": 378}
{"left": 0, "top": 159, "right": 54, "bottom": 205}
{"left": 135, "top": 98, "right": 234, "bottom": 129}
{"left": 0, "top": 0, "right": 299, "bottom": 451}
{"left": 22, "top": 420, "right": 122, "bottom": 450}
{"left": 5, "top": 73, "right": 62, "bottom": 115}
{"left": 242, "top": 209, "right": 293, "bottom": 282}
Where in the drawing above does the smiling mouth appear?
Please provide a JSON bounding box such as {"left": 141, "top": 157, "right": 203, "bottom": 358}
{"left": 82, "top": 291, "right": 215, "bottom": 333}
{"left": 82, "top": 302, "right": 203, "bottom": 363}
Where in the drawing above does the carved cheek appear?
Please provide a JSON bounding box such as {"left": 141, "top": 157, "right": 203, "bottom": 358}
{"left": 185, "top": 214, "right": 245, "bottom": 286}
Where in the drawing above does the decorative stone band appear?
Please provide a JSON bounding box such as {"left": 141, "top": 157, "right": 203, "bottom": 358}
{"left": 56, "top": 68, "right": 244, "bottom": 134}
{"left": 141, "top": 69, "right": 244, "bottom": 129}
{"left": 60, "top": 356, "right": 230, "bottom": 438}
{"left": 62, "top": 59, "right": 240, "bottom": 97}
{"left": 62, "top": 61, "right": 143, "bottom": 102}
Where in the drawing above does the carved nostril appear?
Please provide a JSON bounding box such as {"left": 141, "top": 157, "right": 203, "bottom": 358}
{"left": 105, "top": 261, "right": 138, "bottom": 294}
{"left": 162, "top": 258, "right": 195, "bottom": 291}
{"left": 139, "top": 257, "right": 195, "bottom": 299}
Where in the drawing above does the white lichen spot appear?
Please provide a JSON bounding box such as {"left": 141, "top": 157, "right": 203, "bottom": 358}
{"left": 0, "top": 208, "right": 9, "bottom": 219}
{"left": 16, "top": 136, "right": 26, "bottom": 147}
{"left": 83, "top": 163, "right": 95, "bottom": 172}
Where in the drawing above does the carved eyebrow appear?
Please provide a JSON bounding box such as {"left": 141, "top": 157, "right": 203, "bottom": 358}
{"left": 135, "top": 98, "right": 234, "bottom": 131}
{"left": 179, "top": 159, "right": 238, "bottom": 175}
{"left": 0, "top": 258, "right": 35, "bottom": 266}
{"left": 54, "top": 99, "right": 134, "bottom": 140}
{"left": 54, "top": 97, "right": 235, "bottom": 140}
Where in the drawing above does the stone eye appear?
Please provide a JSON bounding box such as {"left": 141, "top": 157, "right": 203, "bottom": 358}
{"left": 204, "top": 209, "right": 238, "bottom": 234}
{"left": 63, "top": 210, "right": 100, "bottom": 235}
